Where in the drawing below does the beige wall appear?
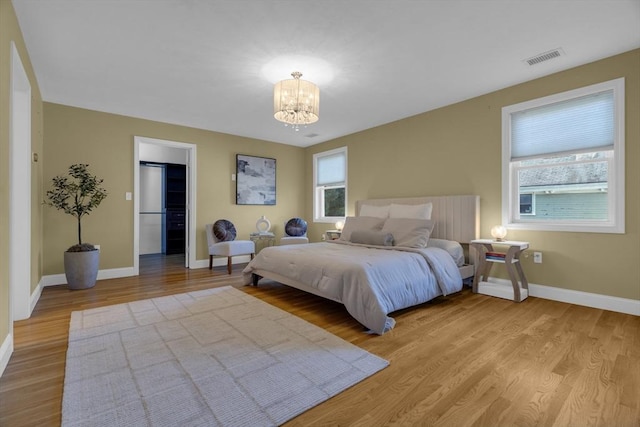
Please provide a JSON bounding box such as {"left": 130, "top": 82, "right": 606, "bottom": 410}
{"left": 306, "top": 49, "right": 640, "bottom": 301}
{"left": 2, "top": 5, "right": 637, "bottom": 371}
{"left": 0, "top": 0, "right": 44, "bottom": 348}
{"left": 43, "top": 104, "right": 305, "bottom": 273}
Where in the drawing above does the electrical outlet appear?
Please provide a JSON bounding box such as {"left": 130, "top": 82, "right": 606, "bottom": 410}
{"left": 533, "top": 251, "right": 542, "bottom": 263}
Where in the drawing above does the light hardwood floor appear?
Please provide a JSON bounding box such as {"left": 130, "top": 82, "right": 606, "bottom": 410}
{"left": 1, "top": 255, "right": 638, "bottom": 426}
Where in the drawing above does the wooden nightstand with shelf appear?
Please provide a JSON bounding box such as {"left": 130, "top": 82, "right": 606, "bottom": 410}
{"left": 471, "top": 239, "right": 529, "bottom": 302}
{"left": 325, "top": 230, "right": 342, "bottom": 240}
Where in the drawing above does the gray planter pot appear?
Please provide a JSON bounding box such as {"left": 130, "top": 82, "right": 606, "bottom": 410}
{"left": 64, "top": 250, "right": 100, "bottom": 290}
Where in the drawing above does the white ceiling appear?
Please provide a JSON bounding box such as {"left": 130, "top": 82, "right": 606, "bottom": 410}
{"left": 12, "top": 0, "right": 640, "bottom": 148}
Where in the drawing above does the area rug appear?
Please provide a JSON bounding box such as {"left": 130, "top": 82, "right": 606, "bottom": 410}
{"left": 62, "top": 286, "right": 388, "bottom": 426}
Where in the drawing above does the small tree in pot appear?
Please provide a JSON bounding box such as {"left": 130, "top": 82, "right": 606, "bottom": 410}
{"left": 46, "top": 164, "right": 107, "bottom": 289}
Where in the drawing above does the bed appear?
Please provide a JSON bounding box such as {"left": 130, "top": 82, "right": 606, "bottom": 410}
{"left": 242, "top": 195, "right": 480, "bottom": 334}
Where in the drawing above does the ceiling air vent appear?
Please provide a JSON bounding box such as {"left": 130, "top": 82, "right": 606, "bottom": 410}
{"left": 305, "top": 133, "right": 319, "bottom": 138}
{"left": 525, "top": 48, "right": 564, "bottom": 66}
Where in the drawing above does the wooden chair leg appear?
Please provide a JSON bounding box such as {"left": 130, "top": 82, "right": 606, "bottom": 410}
{"left": 227, "top": 257, "right": 232, "bottom": 274}
{"left": 209, "top": 255, "right": 213, "bottom": 270}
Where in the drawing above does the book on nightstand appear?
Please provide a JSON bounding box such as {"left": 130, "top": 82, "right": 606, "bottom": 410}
{"left": 485, "top": 251, "right": 506, "bottom": 261}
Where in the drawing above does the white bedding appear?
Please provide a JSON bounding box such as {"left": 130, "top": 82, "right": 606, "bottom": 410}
{"left": 242, "top": 241, "right": 462, "bottom": 334}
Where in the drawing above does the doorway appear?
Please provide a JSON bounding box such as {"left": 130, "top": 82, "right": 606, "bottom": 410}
{"left": 10, "top": 42, "right": 32, "bottom": 321}
{"left": 139, "top": 162, "right": 187, "bottom": 257}
{"left": 133, "top": 137, "right": 197, "bottom": 275}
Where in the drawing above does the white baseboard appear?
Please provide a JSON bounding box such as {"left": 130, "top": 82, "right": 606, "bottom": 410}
{"left": 0, "top": 332, "right": 13, "bottom": 378}
{"left": 39, "top": 262, "right": 640, "bottom": 317}
{"left": 41, "top": 266, "right": 137, "bottom": 287}
{"left": 192, "top": 255, "right": 253, "bottom": 271}
{"left": 485, "top": 278, "right": 640, "bottom": 316}
{"left": 40, "top": 256, "right": 253, "bottom": 287}
{"left": 30, "top": 280, "right": 44, "bottom": 314}
{"left": 40, "top": 273, "right": 66, "bottom": 287}
{"left": 477, "top": 279, "right": 528, "bottom": 302}
{"left": 191, "top": 259, "right": 209, "bottom": 269}
{"left": 42, "top": 254, "right": 256, "bottom": 286}
{"left": 97, "top": 267, "right": 137, "bottom": 281}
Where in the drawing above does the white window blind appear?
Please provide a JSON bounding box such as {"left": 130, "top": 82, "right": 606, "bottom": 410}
{"left": 317, "top": 151, "right": 345, "bottom": 185}
{"left": 510, "top": 89, "right": 614, "bottom": 160}
{"left": 501, "top": 77, "right": 625, "bottom": 234}
{"left": 313, "top": 147, "right": 347, "bottom": 222}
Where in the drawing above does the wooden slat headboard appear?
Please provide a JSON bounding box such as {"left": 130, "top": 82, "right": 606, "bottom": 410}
{"left": 355, "top": 195, "right": 480, "bottom": 244}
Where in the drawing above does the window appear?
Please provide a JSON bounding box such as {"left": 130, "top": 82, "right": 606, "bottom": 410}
{"left": 502, "top": 78, "right": 624, "bottom": 233}
{"left": 519, "top": 193, "right": 534, "bottom": 215}
{"left": 313, "top": 147, "right": 347, "bottom": 222}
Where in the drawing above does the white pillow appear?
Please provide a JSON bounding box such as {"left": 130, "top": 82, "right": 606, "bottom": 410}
{"left": 389, "top": 203, "right": 433, "bottom": 220}
{"left": 359, "top": 204, "right": 390, "bottom": 218}
{"left": 381, "top": 218, "right": 434, "bottom": 248}
{"left": 339, "top": 216, "right": 386, "bottom": 241}
{"left": 427, "top": 238, "right": 465, "bottom": 266}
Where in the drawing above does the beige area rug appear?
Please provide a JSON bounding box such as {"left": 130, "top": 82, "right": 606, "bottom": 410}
{"left": 62, "top": 286, "right": 388, "bottom": 426}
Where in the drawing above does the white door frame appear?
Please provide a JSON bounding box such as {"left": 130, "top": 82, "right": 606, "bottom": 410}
{"left": 133, "top": 136, "right": 197, "bottom": 274}
{"left": 9, "top": 42, "right": 32, "bottom": 321}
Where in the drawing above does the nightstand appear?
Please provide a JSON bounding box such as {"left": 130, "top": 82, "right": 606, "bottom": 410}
{"left": 471, "top": 239, "right": 529, "bottom": 302}
{"left": 325, "top": 230, "right": 342, "bottom": 240}
{"left": 250, "top": 232, "right": 276, "bottom": 253}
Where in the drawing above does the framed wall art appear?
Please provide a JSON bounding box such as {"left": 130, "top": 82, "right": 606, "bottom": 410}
{"left": 236, "top": 154, "right": 276, "bottom": 205}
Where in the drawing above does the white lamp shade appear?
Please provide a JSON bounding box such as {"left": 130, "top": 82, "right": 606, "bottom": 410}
{"left": 274, "top": 72, "right": 319, "bottom": 126}
{"left": 490, "top": 225, "right": 508, "bottom": 241}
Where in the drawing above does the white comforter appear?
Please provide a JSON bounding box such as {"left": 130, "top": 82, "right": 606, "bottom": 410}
{"left": 242, "top": 241, "right": 462, "bottom": 334}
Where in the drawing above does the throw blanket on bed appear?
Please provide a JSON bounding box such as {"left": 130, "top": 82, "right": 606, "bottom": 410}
{"left": 242, "top": 242, "right": 462, "bottom": 334}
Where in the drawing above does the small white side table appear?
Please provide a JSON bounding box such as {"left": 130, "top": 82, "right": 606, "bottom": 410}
{"left": 250, "top": 232, "right": 276, "bottom": 254}
{"left": 471, "top": 239, "right": 530, "bottom": 302}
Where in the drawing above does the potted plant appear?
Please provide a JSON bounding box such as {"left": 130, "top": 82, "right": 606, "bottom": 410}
{"left": 46, "top": 164, "right": 107, "bottom": 289}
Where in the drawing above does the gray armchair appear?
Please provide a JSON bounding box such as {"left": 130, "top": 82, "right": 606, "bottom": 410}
{"left": 206, "top": 220, "right": 255, "bottom": 274}
{"left": 279, "top": 217, "right": 309, "bottom": 245}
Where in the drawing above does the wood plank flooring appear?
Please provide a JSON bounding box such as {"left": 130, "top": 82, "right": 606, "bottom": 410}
{"left": 1, "top": 254, "right": 638, "bottom": 426}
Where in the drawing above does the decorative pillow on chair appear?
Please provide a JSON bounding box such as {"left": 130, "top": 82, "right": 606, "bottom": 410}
{"left": 213, "top": 219, "right": 237, "bottom": 241}
{"left": 339, "top": 216, "right": 386, "bottom": 241}
{"left": 285, "top": 218, "right": 308, "bottom": 237}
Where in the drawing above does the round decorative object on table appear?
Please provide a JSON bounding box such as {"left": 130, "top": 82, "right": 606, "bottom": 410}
{"left": 213, "top": 219, "right": 237, "bottom": 241}
{"left": 490, "top": 225, "right": 508, "bottom": 241}
{"left": 256, "top": 215, "right": 271, "bottom": 234}
{"left": 285, "top": 217, "right": 307, "bottom": 237}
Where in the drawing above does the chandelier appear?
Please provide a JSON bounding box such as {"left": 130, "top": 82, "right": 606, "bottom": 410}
{"left": 273, "top": 71, "right": 319, "bottom": 130}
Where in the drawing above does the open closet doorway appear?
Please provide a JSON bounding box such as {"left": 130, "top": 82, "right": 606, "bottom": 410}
{"left": 133, "top": 137, "right": 197, "bottom": 275}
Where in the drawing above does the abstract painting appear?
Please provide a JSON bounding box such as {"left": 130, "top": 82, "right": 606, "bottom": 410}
{"left": 236, "top": 154, "right": 276, "bottom": 205}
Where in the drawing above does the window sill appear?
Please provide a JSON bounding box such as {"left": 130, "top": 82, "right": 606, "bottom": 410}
{"left": 506, "top": 221, "right": 624, "bottom": 234}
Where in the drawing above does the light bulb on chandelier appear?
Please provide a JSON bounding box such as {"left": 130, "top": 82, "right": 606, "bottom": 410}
{"left": 273, "top": 71, "right": 319, "bottom": 131}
